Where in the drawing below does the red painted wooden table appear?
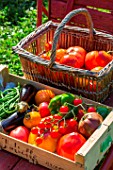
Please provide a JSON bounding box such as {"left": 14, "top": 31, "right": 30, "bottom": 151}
{"left": 0, "top": 92, "right": 113, "bottom": 170}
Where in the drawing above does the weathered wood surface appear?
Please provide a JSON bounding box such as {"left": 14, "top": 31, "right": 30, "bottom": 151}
{"left": 37, "top": 0, "right": 113, "bottom": 34}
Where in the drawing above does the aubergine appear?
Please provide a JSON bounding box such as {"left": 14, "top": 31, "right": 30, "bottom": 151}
{"left": 20, "top": 84, "right": 37, "bottom": 103}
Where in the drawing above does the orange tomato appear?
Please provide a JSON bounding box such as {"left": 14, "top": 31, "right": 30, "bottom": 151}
{"left": 60, "top": 52, "right": 83, "bottom": 68}
{"left": 28, "top": 131, "right": 58, "bottom": 152}
{"left": 85, "top": 51, "right": 112, "bottom": 70}
{"left": 60, "top": 46, "right": 86, "bottom": 68}
{"left": 85, "top": 51, "right": 99, "bottom": 70}
{"left": 95, "top": 51, "right": 112, "bottom": 67}
{"left": 35, "top": 90, "right": 55, "bottom": 105}
{"left": 23, "top": 111, "right": 41, "bottom": 129}
{"left": 55, "top": 49, "right": 66, "bottom": 62}
{"left": 67, "top": 46, "right": 86, "bottom": 58}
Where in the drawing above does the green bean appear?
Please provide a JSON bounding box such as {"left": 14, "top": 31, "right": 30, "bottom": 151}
{"left": 0, "top": 84, "right": 21, "bottom": 119}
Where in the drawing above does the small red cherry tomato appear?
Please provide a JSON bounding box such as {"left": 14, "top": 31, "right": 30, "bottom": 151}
{"left": 36, "top": 136, "right": 43, "bottom": 145}
{"left": 50, "top": 130, "right": 60, "bottom": 138}
{"left": 68, "top": 118, "right": 78, "bottom": 127}
{"left": 73, "top": 98, "right": 82, "bottom": 106}
{"left": 59, "top": 105, "right": 69, "bottom": 114}
{"left": 87, "top": 106, "right": 96, "bottom": 112}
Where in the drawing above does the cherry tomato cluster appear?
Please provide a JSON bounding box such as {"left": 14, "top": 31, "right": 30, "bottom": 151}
{"left": 31, "top": 113, "right": 78, "bottom": 145}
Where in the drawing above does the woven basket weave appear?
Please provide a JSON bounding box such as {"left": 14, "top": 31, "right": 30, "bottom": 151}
{"left": 13, "top": 8, "right": 113, "bottom": 102}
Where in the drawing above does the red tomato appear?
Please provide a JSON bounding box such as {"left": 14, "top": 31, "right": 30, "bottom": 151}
{"left": 66, "top": 46, "right": 86, "bottom": 68}
{"left": 60, "top": 52, "right": 83, "bottom": 68}
{"left": 68, "top": 119, "right": 78, "bottom": 127}
{"left": 59, "top": 105, "right": 69, "bottom": 114}
{"left": 45, "top": 41, "right": 52, "bottom": 52}
{"left": 67, "top": 46, "right": 86, "bottom": 59}
{"left": 38, "top": 102, "right": 51, "bottom": 118}
{"left": 87, "top": 106, "right": 96, "bottom": 112}
{"left": 85, "top": 51, "right": 112, "bottom": 70}
{"left": 95, "top": 51, "right": 112, "bottom": 67}
{"left": 76, "top": 109, "right": 85, "bottom": 121}
{"left": 85, "top": 51, "right": 99, "bottom": 70}
{"left": 86, "top": 80, "right": 101, "bottom": 92}
{"left": 59, "top": 119, "right": 78, "bottom": 135}
{"left": 57, "top": 132, "right": 86, "bottom": 161}
{"left": 9, "top": 126, "right": 30, "bottom": 142}
{"left": 73, "top": 98, "right": 82, "bottom": 106}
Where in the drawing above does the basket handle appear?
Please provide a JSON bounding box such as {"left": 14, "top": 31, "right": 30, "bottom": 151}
{"left": 49, "top": 8, "right": 94, "bottom": 68}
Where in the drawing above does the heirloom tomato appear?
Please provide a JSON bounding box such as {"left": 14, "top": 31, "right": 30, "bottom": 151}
{"left": 57, "top": 132, "right": 86, "bottom": 161}
{"left": 9, "top": 126, "right": 30, "bottom": 142}
{"left": 35, "top": 89, "right": 55, "bottom": 105}
{"left": 78, "top": 112, "right": 103, "bottom": 138}
{"left": 40, "top": 52, "right": 50, "bottom": 60}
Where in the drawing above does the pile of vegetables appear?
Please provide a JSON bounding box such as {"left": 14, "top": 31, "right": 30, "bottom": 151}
{"left": 0, "top": 82, "right": 111, "bottom": 161}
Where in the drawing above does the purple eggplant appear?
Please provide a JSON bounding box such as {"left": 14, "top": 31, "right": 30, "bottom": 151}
{"left": 20, "top": 84, "right": 37, "bottom": 103}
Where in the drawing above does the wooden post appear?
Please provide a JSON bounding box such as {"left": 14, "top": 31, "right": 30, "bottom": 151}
{"left": 36, "top": 0, "right": 49, "bottom": 27}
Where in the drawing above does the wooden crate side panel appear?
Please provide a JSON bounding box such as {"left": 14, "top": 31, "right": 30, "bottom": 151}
{"left": 49, "top": 0, "right": 113, "bottom": 34}
{"left": 0, "top": 133, "right": 83, "bottom": 170}
{"left": 76, "top": 111, "right": 113, "bottom": 170}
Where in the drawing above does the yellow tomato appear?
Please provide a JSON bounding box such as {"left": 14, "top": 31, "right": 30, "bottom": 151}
{"left": 23, "top": 111, "right": 41, "bottom": 129}
{"left": 28, "top": 132, "right": 58, "bottom": 152}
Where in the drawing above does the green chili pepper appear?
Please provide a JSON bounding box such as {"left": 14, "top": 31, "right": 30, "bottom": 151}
{"left": 96, "top": 106, "right": 110, "bottom": 119}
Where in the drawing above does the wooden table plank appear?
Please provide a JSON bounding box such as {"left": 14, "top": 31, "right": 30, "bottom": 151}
{"left": 13, "top": 158, "right": 48, "bottom": 170}
{"left": 0, "top": 150, "right": 20, "bottom": 170}
{"left": 0, "top": 150, "right": 48, "bottom": 170}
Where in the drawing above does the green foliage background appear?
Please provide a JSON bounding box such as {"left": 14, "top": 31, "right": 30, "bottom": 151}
{"left": 0, "top": 0, "right": 48, "bottom": 76}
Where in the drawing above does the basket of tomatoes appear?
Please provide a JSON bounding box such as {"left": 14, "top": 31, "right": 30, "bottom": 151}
{"left": 12, "top": 8, "right": 113, "bottom": 102}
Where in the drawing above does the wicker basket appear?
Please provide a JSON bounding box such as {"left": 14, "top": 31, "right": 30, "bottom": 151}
{"left": 13, "top": 8, "right": 113, "bottom": 102}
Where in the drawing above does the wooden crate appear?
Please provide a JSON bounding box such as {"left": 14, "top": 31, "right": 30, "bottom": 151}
{"left": 0, "top": 65, "right": 113, "bottom": 170}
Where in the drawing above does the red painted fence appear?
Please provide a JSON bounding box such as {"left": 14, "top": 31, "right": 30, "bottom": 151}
{"left": 37, "top": 0, "right": 113, "bottom": 35}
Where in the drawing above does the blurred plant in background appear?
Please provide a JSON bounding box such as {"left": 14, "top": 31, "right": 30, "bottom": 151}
{"left": 0, "top": 0, "right": 48, "bottom": 76}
